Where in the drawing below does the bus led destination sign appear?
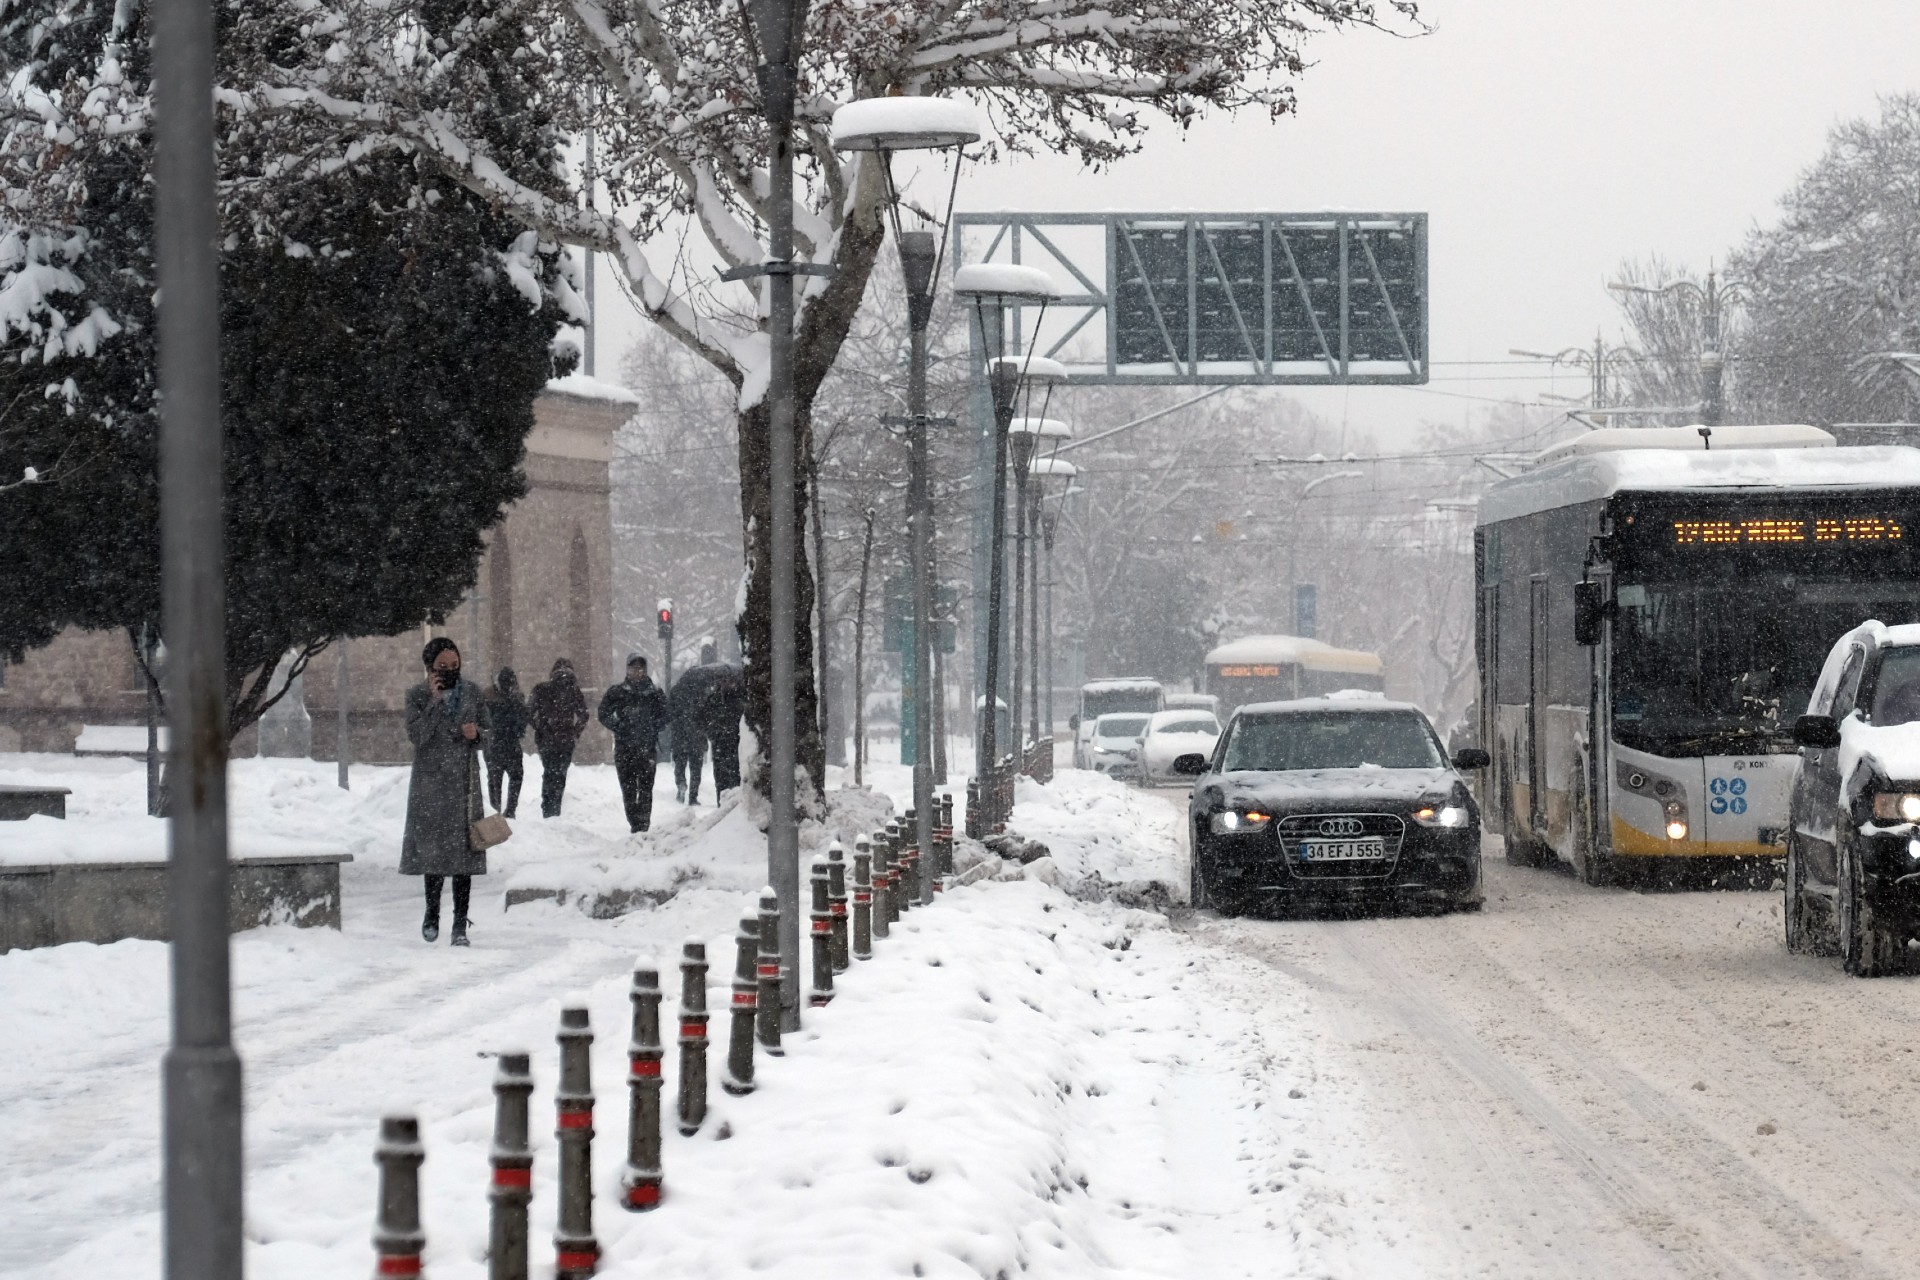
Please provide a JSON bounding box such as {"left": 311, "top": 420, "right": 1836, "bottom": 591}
{"left": 1672, "top": 516, "right": 1904, "bottom": 546}
{"left": 1218, "top": 664, "right": 1284, "bottom": 678}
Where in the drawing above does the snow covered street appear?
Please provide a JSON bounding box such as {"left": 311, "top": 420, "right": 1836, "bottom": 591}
{"left": 9, "top": 757, "right": 1920, "bottom": 1277}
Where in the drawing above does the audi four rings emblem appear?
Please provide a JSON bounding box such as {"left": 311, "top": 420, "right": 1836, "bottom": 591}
{"left": 1317, "top": 817, "right": 1364, "bottom": 836}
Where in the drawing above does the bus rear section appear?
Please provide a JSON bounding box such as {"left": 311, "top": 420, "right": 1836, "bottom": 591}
{"left": 1476, "top": 429, "right": 1920, "bottom": 882}
{"left": 1202, "top": 635, "right": 1385, "bottom": 717}
{"left": 1072, "top": 679, "right": 1164, "bottom": 768}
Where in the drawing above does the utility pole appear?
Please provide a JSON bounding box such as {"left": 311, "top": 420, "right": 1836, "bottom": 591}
{"left": 154, "top": 0, "right": 241, "bottom": 1268}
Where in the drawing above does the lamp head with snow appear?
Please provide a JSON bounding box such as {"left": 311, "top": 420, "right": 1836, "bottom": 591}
{"left": 1030, "top": 457, "right": 1078, "bottom": 481}
{"left": 993, "top": 356, "right": 1070, "bottom": 386}
{"left": 829, "top": 97, "right": 985, "bottom": 153}
{"left": 952, "top": 263, "right": 1062, "bottom": 306}
{"left": 1011, "top": 417, "right": 1072, "bottom": 441}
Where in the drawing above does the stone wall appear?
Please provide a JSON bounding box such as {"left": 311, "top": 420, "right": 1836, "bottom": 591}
{"left": 0, "top": 384, "right": 629, "bottom": 765}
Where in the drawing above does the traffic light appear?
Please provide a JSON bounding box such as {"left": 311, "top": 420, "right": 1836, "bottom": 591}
{"left": 656, "top": 600, "right": 674, "bottom": 642}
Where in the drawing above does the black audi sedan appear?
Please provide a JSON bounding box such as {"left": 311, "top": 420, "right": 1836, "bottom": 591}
{"left": 1176, "top": 698, "right": 1489, "bottom": 915}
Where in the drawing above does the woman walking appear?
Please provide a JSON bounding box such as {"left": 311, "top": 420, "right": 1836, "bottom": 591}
{"left": 483, "top": 667, "right": 529, "bottom": 818}
{"left": 403, "top": 637, "right": 490, "bottom": 946}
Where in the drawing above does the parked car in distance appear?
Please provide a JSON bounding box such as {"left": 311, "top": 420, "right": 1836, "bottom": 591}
{"left": 1071, "top": 679, "right": 1164, "bottom": 768}
{"left": 1179, "top": 698, "right": 1489, "bottom": 916}
{"left": 1787, "top": 620, "right": 1920, "bottom": 976}
{"left": 1086, "top": 712, "right": 1152, "bottom": 777}
{"left": 1136, "top": 710, "right": 1222, "bottom": 785}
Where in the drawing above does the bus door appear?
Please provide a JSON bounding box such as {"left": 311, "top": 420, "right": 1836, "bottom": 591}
{"left": 1478, "top": 583, "right": 1499, "bottom": 819}
{"left": 1528, "top": 575, "right": 1550, "bottom": 841}
{"left": 1584, "top": 567, "right": 1612, "bottom": 858}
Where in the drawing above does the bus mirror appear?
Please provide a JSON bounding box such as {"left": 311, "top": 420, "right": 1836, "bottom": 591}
{"left": 1172, "top": 753, "right": 1209, "bottom": 776}
{"left": 1451, "top": 747, "right": 1491, "bottom": 771}
{"left": 1573, "top": 581, "right": 1608, "bottom": 645}
{"left": 1792, "top": 714, "right": 1841, "bottom": 750}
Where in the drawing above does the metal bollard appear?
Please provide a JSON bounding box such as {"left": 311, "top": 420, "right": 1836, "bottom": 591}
{"left": 884, "top": 822, "right": 905, "bottom": 923}
{"left": 755, "top": 890, "right": 784, "bottom": 1055}
{"left": 936, "top": 792, "right": 954, "bottom": 884}
{"left": 852, "top": 845, "right": 874, "bottom": 960}
{"left": 488, "top": 1054, "right": 534, "bottom": 1280}
{"left": 901, "top": 809, "right": 921, "bottom": 910}
{"left": 966, "top": 779, "right": 980, "bottom": 841}
{"left": 809, "top": 861, "right": 835, "bottom": 1007}
{"left": 872, "top": 833, "right": 893, "bottom": 940}
{"left": 676, "top": 941, "right": 708, "bottom": 1134}
{"left": 373, "top": 1115, "right": 426, "bottom": 1279}
{"left": 554, "top": 1006, "right": 598, "bottom": 1278}
{"left": 826, "top": 843, "right": 850, "bottom": 971}
{"left": 722, "top": 915, "right": 757, "bottom": 1095}
{"left": 622, "top": 967, "right": 664, "bottom": 1212}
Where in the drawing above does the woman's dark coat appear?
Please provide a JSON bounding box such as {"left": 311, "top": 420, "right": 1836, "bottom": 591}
{"left": 401, "top": 677, "right": 490, "bottom": 877}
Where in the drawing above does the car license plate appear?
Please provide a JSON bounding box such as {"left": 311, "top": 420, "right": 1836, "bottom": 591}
{"left": 1298, "top": 838, "right": 1385, "bottom": 862}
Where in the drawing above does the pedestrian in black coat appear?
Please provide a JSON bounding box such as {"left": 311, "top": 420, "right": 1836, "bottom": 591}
{"left": 598, "top": 653, "right": 671, "bottom": 832}
{"left": 483, "top": 667, "right": 529, "bottom": 817}
{"left": 704, "top": 661, "right": 746, "bottom": 797}
{"left": 668, "top": 641, "right": 722, "bottom": 805}
{"left": 530, "top": 658, "right": 590, "bottom": 817}
{"left": 402, "top": 637, "right": 490, "bottom": 946}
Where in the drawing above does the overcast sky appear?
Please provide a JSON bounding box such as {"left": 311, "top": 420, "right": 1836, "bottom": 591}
{"left": 594, "top": 0, "right": 1920, "bottom": 448}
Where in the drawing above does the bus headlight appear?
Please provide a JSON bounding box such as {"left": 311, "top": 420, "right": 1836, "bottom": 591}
{"left": 1412, "top": 804, "right": 1470, "bottom": 828}
{"left": 1665, "top": 820, "right": 1689, "bottom": 841}
{"left": 1211, "top": 810, "right": 1272, "bottom": 835}
{"left": 1871, "top": 792, "right": 1920, "bottom": 822}
{"left": 1664, "top": 799, "right": 1688, "bottom": 842}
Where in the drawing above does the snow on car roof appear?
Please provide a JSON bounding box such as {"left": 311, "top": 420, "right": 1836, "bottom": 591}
{"left": 1147, "top": 709, "right": 1219, "bottom": 729}
{"left": 1479, "top": 445, "right": 1920, "bottom": 526}
{"left": 1234, "top": 697, "right": 1426, "bottom": 718}
{"left": 1203, "top": 634, "right": 1383, "bottom": 675}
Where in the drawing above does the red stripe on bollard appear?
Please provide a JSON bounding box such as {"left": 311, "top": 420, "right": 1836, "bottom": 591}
{"left": 811, "top": 919, "right": 830, "bottom": 935}
{"left": 557, "top": 1109, "right": 592, "bottom": 1130}
{"left": 830, "top": 901, "right": 847, "bottom": 915}
{"left": 679, "top": 1021, "right": 706, "bottom": 1039}
{"left": 556, "top": 1251, "right": 599, "bottom": 1271}
{"left": 629, "top": 1057, "right": 662, "bottom": 1078}
{"left": 756, "top": 963, "right": 780, "bottom": 978}
{"left": 491, "top": 1166, "right": 531, "bottom": 1189}
{"left": 624, "top": 1182, "right": 662, "bottom": 1209}
{"left": 376, "top": 1256, "right": 423, "bottom": 1277}
{"left": 731, "top": 991, "right": 756, "bottom": 1007}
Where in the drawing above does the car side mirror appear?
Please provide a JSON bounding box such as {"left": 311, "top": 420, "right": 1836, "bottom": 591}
{"left": 1573, "top": 580, "right": 1609, "bottom": 646}
{"left": 1172, "top": 753, "right": 1209, "bottom": 776}
{"left": 1451, "top": 747, "right": 1491, "bottom": 771}
{"left": 1793, "top": 714, "right": 1841, "bottom": 749}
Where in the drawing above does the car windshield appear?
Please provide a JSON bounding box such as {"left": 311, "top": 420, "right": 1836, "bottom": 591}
{"left": 1871, "top": 646, "right": 1920, "bottom": 726}
{"left": 1154, "top": 718, "right": 1218, "bottom": 736}
{"left": 1222, "top": 710, "right": 1445, "bottom": 771}
{"left": 1097, "top": 715, "right": 1150, "bottom": 738}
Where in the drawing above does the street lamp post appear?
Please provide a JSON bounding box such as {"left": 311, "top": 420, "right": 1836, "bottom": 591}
{"left": 830, "top": 95, "right": 982, "bottom": 904}
{"left": 953, "top": 267, "right": 1061, "bottom": 784}
{"left": 1007, "top": 424, "right": 1039, "bottom": 763}
{"left": 1509, "top": 335, "right": 1636, "bottom": 419}
{"left": 1019, "top": 425, "right": 1071, "bottom": 748}
{"left": 1607, "top": 269, "right": 1744, "bottom": 426}
{"left": 1027, "top": 456, "right": 1075, "bottom": 744}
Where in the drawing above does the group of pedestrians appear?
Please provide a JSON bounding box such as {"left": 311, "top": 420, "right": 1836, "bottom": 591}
{"left": 400, "top": 635, "right": 746, "bottom": 944}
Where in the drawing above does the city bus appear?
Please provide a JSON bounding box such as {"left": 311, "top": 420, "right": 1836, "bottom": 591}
{"left": 1475, "top": 424, "right": 1920, "bottom": 884}
{"left": 1202, "top": 635, "right": 1385, "bottom": 715}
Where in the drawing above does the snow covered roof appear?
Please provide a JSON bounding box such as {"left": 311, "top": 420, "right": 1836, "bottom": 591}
{"left": 1080, "top": 678, "right": 1161, "bottom": 692}
{"left": 545, "top": 373, "right": 639, "bottom": 405}
{"left": 1532, "top": 423, "right": 1833, "bottom": 466}
{"left": 1010, "top": 417, "right": 1071, "bottom": 439}
{"left": 1478, "top": 445, "right": 1920, "bottom": 526}
{"left": 1204, "top": 635, "right": 1383, "bottom": 676}
{"left": 953, "top": 263, "right": 1061, "bottom": 301}
{"left": 829, "top": 97, "right": 983, "bottom": 152}
{"left": 993, "top": 355, "right": 1069, "bottom": 384}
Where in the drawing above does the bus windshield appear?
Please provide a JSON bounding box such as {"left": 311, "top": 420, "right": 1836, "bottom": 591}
{"left": 1612, "top": 577, "right": 1920, "bottom": 756}
{"left": 1082, "top": 686, "right": 1160, "bottom": 719}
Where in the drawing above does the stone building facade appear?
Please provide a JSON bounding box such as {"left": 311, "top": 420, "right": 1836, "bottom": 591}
{"left": 0, "top": 381, "right": 633, "bottom": 765}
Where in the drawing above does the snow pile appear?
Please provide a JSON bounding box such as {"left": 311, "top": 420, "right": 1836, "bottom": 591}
{"left": 1004, "top": 769, "right": 1186, "bottom": 904}
{"left": 544, "top": 372, "right": 639, "bottom": 404}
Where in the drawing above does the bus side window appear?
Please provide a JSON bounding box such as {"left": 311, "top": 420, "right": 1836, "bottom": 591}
{"left": 1831, "top": 646, "right": 1868, "bottom": 720}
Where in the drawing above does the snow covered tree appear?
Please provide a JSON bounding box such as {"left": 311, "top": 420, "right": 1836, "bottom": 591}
{"left": 1731, "top": 94, "right": 1920, "bottom": 426}
{"left": 110, "top": 0, "right": 1418, "bottom": 793}
{"left": 0, "top": 0, "right": 575, "bottom": 742}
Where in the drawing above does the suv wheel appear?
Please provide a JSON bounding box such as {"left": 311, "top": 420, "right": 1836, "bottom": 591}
{"left": 1784, "top": 828, "right": 1835, "bottom": 955}
{"left": 1838, "top": 836, "right": 1900, "bottom": 977}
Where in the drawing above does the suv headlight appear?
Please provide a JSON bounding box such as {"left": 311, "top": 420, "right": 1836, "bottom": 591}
{"left": 1210, "top": 810, "right": 1272, "bottom": 835}
{"left": 1412, "top": 804, "right": 1470, "bottom": 828}
{"left": 1871, "top": 792, "right": 1920, "bottom": 822}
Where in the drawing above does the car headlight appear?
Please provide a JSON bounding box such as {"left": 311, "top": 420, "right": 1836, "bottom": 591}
{"left": 1412, "top": 804, "right": 1470, "bottom": 828}
{"left": 1871, "top": 792, "right": 1920, "bottom": 822}
{"left": 1210, "top": 810, "right": 1272, "bottom": 835}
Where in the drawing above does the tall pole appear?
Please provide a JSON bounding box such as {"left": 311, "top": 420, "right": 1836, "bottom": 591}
{"left": 155, "top": 0, "right": 241, "bottom": 1269}
{"left": 752, "top": 0, "right": 803, "bottom": 1032}
{"left": 1700, "top": 269, "right": 1724, "bottom": 427}
{"left": 1042, "top": 512, "right": 1056, "bottom": 742}
{"left": 1027, "top": 489, "right": 1041, "bottom": 751}
{"left": 1010, "top": 465, "right": 1027, "bottom": 756}
{"left": 979, "top": 359, "right": 1017, "bottom": 779}
{"left": 901, "top": 231, "right": 937, "bottom": 903}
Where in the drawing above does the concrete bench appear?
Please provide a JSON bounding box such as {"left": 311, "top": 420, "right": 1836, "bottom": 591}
{"left": 0, "top": 853, "right": 351, "bottom": 952}
{"left": 0, "top": 785, "right": 71, "bottom": 821}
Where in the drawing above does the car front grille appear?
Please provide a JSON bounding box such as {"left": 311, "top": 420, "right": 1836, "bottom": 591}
{"left": 1275, "top": 812, "right": 1406, "bottom": 878}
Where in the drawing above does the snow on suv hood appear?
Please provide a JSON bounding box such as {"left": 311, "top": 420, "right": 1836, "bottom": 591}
{"left": 1210, "top": 766, "right": 1459, "bottom": 811}
{"left": 1837, "top": 714, "right": 1920, "bottom": 787}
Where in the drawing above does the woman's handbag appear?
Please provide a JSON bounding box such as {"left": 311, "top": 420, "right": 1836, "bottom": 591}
{"left": 467, "top": 737, "right": 513, "bottom": 851}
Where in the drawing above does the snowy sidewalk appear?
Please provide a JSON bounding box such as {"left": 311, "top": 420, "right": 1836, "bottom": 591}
{"left": 1, "top": 756, "right": 1408, "bottom": 1278}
